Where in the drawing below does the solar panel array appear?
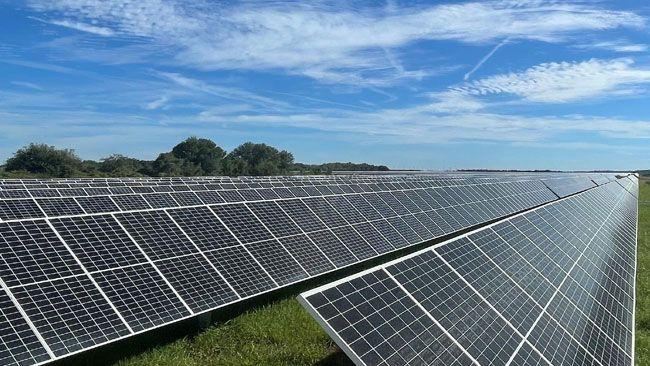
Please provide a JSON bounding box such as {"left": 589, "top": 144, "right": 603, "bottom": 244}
{"left": 300, "top": 176, "right": 638, "bottom": 366}
{"left": 0, "top": 172, "right": 630, "bottom": 365}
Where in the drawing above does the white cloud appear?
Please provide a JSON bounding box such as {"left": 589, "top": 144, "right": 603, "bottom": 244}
{"left": 576, "top": 40, "right": 648, "bottom": 53}
{"left": 27, "top": 0, "right": 645, "bottom": 84}
{"left": 157, "top": 72, "right": 289, "bottom": 109}
{"left": 47, "top": 19, "right": 115, "bottom": 36}
{"left": 10, "top": 81, "right": 44, "bottom": 91}
{"left": 144, "top": 96, "right": 168, "bottom": 110}
{"left": 448, "top": 58, "right": 650, "bottom": 104}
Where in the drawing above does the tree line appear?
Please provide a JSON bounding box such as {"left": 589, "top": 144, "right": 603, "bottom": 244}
{"left": 0, "top": 137, "right": 389, "bottom": 178}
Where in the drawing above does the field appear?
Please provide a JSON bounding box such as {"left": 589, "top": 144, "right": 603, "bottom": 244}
{"left": 115, "top": 180, "right": 649, "bottom": 366}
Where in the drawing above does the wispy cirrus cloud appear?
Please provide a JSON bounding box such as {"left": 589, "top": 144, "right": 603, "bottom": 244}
{"left": 575, "top": 40, "right": 648, "bottom": 53}
{"left": 10, "top": 81, "right": 44, "bottom": 91}
{"left": 426, "top": 58, "right": 650, "bottom": 112}
{"left": 29, "top": 16, "right": 115, "bottom": 36}
{"left": 26, "top": 0, "right": 645, "bottom": 84}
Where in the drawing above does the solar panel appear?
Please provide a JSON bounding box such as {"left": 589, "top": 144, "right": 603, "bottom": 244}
{"left": 0, "top": 172, "right": 634, "bottom": 365}
{"left": 155, "top": 253, "right": 239, "bottom": 312}
{"left": 35, "top": 198, "right": 85, "bottom": 217}
{"left": 204, "top": 245, "right": 277, "bottom": 298}
{"left": 51, "top": 215, "right": 147, "bottom": 272}
{"left": 0, "top": 288, "right": 51, "bottom": 366}
{"left": 115, "top": 211, "right": 199, "bottom": 260}
{"left": 0, "top": 200, "right": 44, "bottom": 221}
{"left": 300, "top": 178, "right": 637, "bottom": 366}
{"left": 12, "top": 275, "right": 131, "bottom": 357}
{"left": 91, "top": 264, "right": 191, "bottom": 332}
{"left": 74, "top": 196, "right": 118, "bottom": 214}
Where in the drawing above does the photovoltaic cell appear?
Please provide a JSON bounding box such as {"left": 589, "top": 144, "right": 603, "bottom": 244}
{"left": 170, "top": 192, "right": 202, "bottom": 207}
{"left": 116, "top": 211, "right": 198, "bottom": 260}
{"left": 302, "top": 270, "right": 474, "bottom": 366}
{"left": 155, "top": 254, "right": 238, "bottom": 313}
{"left": 0, "top": 200, "right": 44, "bottom": 221}
{"left": 12, "top": 275, "right": 130, "bottom": 356}
{"left": 246, "top": 201, "right": 302, "bottom": 238}
{"left": 277, "top": 235, "right": 334, "bottom": 276}
{"left": 167, "top": 207, "right": 239, "bottom": 251}
{"left": 36, "top": 198, "right": 85, "bottom": 217}
{"left": 143, "top": 193, "right": 178, "bottom": 209}
{"left": 204, "top": 246, "right": 277, "bottom": 298}
{"left": 301, "top": 179, "right": 637, "bottom": 366}
{"left": 0, "top": 173, "right": 635, "bottom": 366}
{"left": 276, "top": 199, "right": 326, "bottom": 233}
{"left": 331, "top": 226, "right": 377, "bottom": 260}
{"left": 435, "top": 237, "right": 542, "bottom": 334}
{"left": 0, "top": 288, "right": 50, "bottom": 366}
{"left": 212, "top": 204, "right": 273, "bottom": 244}
{"left": 0, "top": 221, "right": 84, "bottom": 287}
{"left": 110, "top": 194, "right": 151, "bottom": 211}
{"left": 307, "top": 230, "right": 357, "bottom": 267}
{"left": 245, "top": 239, "right": 308, "bottom": 285}
{"left": 74, "top": 196, "right": 118, "bottom": 214}
{"left": 51, "top": 215, "right": 147, "bottom": 272}
{"left": 303, "top": 197, "right": 348, "bottom": 228}
{"left": 92, "top": 264, "right": 190, "bottom": 332}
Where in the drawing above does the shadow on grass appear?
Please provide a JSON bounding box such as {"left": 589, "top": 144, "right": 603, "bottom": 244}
{"left": 314, "top": 349, "right": 355, "bottom": 366}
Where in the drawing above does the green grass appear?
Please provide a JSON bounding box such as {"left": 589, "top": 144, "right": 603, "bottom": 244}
{"left": 637, "top": 179, "right": 650, "bottom": 365}
{"left": 117, "top": 180, "right": 650, "bottom": 366}
{"left": 116, "top": 299, "right": 348, "bottom": 366}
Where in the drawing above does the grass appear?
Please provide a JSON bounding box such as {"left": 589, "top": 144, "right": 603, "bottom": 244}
{"left": 116, "top": 180, "right": 649, "bottom": 366}
{"left": 637, "top": 179, "right": 650, "bottom": 365}
{"left": 116, "top": 299, "right": 349, "bottom": 366}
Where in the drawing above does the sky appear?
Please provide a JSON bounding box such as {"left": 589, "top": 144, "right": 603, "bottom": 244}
{"left": 1, "top": 0, "right": 650, "bottom": 171}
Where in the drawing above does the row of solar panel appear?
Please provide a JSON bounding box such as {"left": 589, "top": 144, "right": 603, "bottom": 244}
{"left": 0, "top": 177, "right": 568, "bottom": 198}
{"left": 0, "top": 179, "right": 551, "bottom": 221}
{"left": 0, "top": 173, "right": 616, "bottom": 191}
{"left": 0, "top": 181, "right": 560, "bottom": 365}
{"left": 0, "top": 175, "right": 479, "bottom": 189}
{"left": 300, "top": 178, "right": 637, "bottom": 366}
{"left": 0, "top": 176, "right": 539, "bottom": 198}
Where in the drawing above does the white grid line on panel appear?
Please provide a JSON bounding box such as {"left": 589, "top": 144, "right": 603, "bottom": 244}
{"left": 2, "top": 177, "right": 617, "bottom": 366}
{"left": 42, "top": 220, "right": 134, "bottom": 334}
{"left": 504, "top": 187, "right": 627, "bottom": 366}
{"left": 109, "top": 214, "right": 194, "bottom": 315}
{"left": 205, "top": 206, "right": 280, "bottom": 288}
{"left": 0, "top": 179, "right": 557, "bottom": 224}
{"left": 299, "top": 180, "right": 630, "bottom": 366}
{"left": 161, "top": 209, "right": 242, "bottom": 300}
{"left": 241, "top": 204, "right": 310, "bottom": 276}
{"left": 382, "top": 269, "right": 481, "bottom": 366}
{"left": 488, "top": 221, "right": 633, "bottom": 360}
{"left": 273, "top": 202, "right": 337, "bottom": 269}
{"left": 431, "top": 248, "right": 527, "bottom": 337}
{"left": 0, "top": 276, "right": 55, "bottom": 359}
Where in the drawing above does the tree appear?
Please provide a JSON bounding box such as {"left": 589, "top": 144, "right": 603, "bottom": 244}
{"left": 99, "top": 154, "right": 144, "bottom": 177}
{"left": 223, "top": 142, "right": 294, "bottom": 176}
{"left": 171, "top": 137, "right": 225, "bottom": 175}
{"left": 4, "top": 143, "right": 84, "bottom": 177}
{"left": 151, "top": 152, "right": 202, "bottom": 177}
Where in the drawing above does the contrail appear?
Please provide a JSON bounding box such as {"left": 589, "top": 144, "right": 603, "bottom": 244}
{"left": 464, "top": 37, "right": 511, "bottom": 81}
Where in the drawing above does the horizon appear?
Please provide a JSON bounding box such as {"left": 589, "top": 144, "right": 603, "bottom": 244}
{"left": 2, "top": 1, "right": 650, "bottom": 171}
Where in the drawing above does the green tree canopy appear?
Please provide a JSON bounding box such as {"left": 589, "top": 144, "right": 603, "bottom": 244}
{"left": 223, "top": 142, "right": 294, "bottom": 176}
{"left": 99, "top": 154, "right": 145, "bottom": 177}
{"left": 151, "top": 152, "right": 202, "bottom": 177}
{"left": 4, "top": 143, "right": 84, "bottom": 177}
{"left": 171, "top": 137, "right": 226, "bottom": 175}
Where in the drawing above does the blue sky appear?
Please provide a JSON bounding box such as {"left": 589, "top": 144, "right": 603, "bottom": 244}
{"left": 1, "top": 0, "right": 650, "bottom": 170}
